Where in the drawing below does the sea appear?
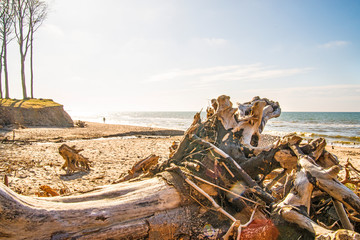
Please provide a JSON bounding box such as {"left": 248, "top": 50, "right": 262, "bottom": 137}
{"left": 69, "top": 111, "right": 360, "bottom": 148}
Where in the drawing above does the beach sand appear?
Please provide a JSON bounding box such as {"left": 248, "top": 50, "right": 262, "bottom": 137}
{"left": 0, "top": 122, "right": 359, "bottom": 196}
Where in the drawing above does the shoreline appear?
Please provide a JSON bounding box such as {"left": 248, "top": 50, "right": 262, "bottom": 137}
{"left": 0, "top": 121, "right": 359, "bottom": 197}
{"left": 0, "top": 121, "right": 185, "bottom": 143}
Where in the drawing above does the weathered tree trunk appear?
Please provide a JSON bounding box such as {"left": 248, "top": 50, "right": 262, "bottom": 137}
{"left": 0, "top": 177, "right": 190, "bottom": 239}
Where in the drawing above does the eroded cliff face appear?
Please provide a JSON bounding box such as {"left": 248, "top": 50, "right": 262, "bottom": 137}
{"left": 0, "top": 105, "right": 73, "bottom": 127}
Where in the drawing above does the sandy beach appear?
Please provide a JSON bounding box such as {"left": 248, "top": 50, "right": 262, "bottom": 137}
{"left": 0, "top": 122, "right": 359, "bottom": 197}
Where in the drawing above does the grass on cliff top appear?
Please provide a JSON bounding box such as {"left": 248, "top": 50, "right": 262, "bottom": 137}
{"left": 0, "top": 98, "right": 62, "bottom": 108}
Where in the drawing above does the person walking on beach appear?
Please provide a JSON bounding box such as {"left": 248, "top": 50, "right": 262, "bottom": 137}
{"left": 103, "top": 117, "right": 106, "bottom": 124}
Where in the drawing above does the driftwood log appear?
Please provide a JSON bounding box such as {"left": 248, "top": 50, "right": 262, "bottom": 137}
{"left": 0, "top": 177, "right": 188, "bottom": 239}
{"left": 1, "top": 95, "right": 360, "bottom": 240}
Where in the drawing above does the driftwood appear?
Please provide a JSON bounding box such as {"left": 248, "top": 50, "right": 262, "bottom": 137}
{"left": 59, "top": 144, "right": 91, "bottom": 175}
{"left": 1, "top": 95, "right": 360, "bottom": 240}
{"left": 116, "top": 154, "right": 159, "bottom": 183}
{"left": 0, "top": 178, "right": 187, "bottom": 239}
{"left": 74, "top": 120, "right": 88, "bottom": 128}
{"left": 209, "top": 95, "right": 280, "bottom": 147}
{"left": 272, "top": 142, "right": 360, "bottom": 239}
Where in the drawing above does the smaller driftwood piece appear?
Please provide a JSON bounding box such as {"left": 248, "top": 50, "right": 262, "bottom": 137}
{"left": 116, "top": 154, "right": 159, "bottom": 183}
{"left": 59, "top": 144, "right": 91, "bottom": 175}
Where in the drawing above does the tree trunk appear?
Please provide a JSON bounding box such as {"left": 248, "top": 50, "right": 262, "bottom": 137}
{"left": 3, "top": 34, "right": 9, "bottom": 99}
{"left": 30, "top": 29, "right": 34, "bottom": 98}
{"left": 0, "top": 44, "right": 3, "bottom": 98}
{"left": 0, "top": 177, "right": 189, "bottom": 240}
{"left": 20, "top": 52, "right": 27, "bottom": 99}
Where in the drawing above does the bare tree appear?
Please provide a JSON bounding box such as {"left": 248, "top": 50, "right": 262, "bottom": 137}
{"left": 0, "top": 45, "right": 3, "bottom": 98}
{"left": 0, "top": 0, "right": 14, "bottom": 99}
{"left": 28, "top": 0, "right": 47, "bottom": 98}
{"left": 0, "top": 4, "right": 4, "bottom": 99}
{"left": 13, "top": 0, "right": 30, "bottom": 99}
{"left": 13, "top": 0, "right": 48, "bottom": 99}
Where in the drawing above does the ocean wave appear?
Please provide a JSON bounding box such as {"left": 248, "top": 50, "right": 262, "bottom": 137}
{"left": 293, "top": 132, "right": 360, "bottom": 142}
{"left": 267, "top": 121, "right": 360, "bottom": 129}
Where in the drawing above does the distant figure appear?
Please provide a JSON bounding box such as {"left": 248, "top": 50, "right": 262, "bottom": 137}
{"left": 103, "top": 117, "right": 106, "bottom": 124}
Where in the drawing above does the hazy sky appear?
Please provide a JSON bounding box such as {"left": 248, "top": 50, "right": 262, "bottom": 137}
{"left": 6, "top": 0, "right": 360, "bottom": 113}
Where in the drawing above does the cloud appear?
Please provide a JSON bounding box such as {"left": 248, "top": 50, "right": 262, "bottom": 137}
{"left": 191, "top": 37, "right": 228, "bottom": 47}
{"left": 199, "top": 66, "right": 313, "bottom": 83}
{"left": 244, "top": 84, "right": 360, "bottom": 111}
{"left": 146, "top": 63, "right": 313, "bottom": 83}
{"left": 244, "top": 84, "right": 360, "bottom": 96}
{"left": 318, "top": 40, "right": 350, "bottom": 48}
{"left": 202, "top": 38, "right": 228, "bottom": 46}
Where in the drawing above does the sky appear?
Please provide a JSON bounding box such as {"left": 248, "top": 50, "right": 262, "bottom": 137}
{"left": 5, "top": 0, "right": 360, "bottom": 113}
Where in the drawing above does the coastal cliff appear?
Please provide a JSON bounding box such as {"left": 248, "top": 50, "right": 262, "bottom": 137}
{"left": 0, "top": 99, "right": 73, "bottom": 127}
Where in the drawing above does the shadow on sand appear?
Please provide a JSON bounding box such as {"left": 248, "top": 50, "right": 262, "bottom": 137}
{"left": 60, "top": 171, "right": 90, "bottom": 181}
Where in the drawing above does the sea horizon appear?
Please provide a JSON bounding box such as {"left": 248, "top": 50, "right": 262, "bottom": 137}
{"left": 68, "top": 110, "right": 360, "bottom": 148}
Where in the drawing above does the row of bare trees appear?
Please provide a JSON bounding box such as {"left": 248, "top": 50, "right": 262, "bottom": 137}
{"left": 0, "top": 0, "right": 47, "bottom": 99}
